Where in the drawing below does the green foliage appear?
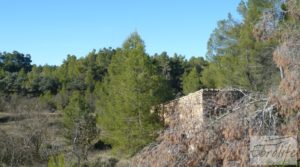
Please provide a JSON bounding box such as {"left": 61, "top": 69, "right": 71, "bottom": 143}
{"left": 206, "top": 14, "right": 240, "bottom": 59}
{"left": 151, "top": 52, "right": 187, "bottom": 95}
{"left": 202, "top": 0, "right": 280, "bottom": 91}
{"left": 0, "top": 48, "right": 114, "bottom": 96}
{"left": 0, "top": 71, "right": 27, "bottom": 93}
{"left": 39, "top": 91, "right": 57, "bottom": 111}
{"left": 151, "top": 52, "right": 191, "bottom": 98}
{"left": 186, "top": 57, "right": 208, "bottom": 72}
{"left": 182, "top": 67, "right": 202, "bottom": 95}
{"left": 89, "top": 156, "right": 119, "bottom": 167}
{"left": 62, "top": 91, "right": 97, "bottom": 166}
{"left": 87, "top": 48, "right": 115, "bottom": 82}
{"left": 62, "top": 91, "right": 90, "bottom": 138}
{"left": 182, "top": 57, "right": 208, "bottom": 94}
{"left": 168, "top": 54, "right": 187, "bottom": 94}
{"left": 201, "top": 63, "right": 220, "bottom": 88}
{"left": 26, "top": 65, "right": 60, "bottom": 95}
{"left": 48, "top": 154, "right": 66, "bottom": 167}
{"left": 97, "top": 32, "right": 165, "bottom": 156}
{"left": 0, "top": 51, "right": 32, "bottom": 73}
{"left": 58, "top": 55, "right": 87, "bottom": 91}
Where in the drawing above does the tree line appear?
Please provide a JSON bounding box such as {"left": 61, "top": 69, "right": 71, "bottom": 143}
{"left": 0, "top": 45, "right": 208, "bottom": 97}
{"left": 0, "top": 33, "right": 208, "bottom": 158}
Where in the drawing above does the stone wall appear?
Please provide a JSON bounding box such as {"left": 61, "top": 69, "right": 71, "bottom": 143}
{"left": 158, "top": 89, "right": 245, "bottom": 128}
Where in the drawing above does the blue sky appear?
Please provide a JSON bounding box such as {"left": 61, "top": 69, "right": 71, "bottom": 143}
{"left": 0, "top": 0, "right": 241, "bottom": 65}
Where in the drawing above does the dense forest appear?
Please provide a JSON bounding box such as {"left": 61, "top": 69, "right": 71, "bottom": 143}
{"left": 0, "top": 0, "right": 300, "bottom": 166}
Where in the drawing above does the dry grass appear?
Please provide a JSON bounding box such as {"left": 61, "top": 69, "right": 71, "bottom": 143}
{"left": 286, "top": 0, "right": 300, "bottom": 21}
{"left": 272, "top": 25, "right": 300, "bottom": 111}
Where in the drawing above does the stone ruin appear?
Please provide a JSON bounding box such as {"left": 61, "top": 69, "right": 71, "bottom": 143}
{"left": 132, "top": 89, "right": 253, "bottom": 167}
{"left": 154, "top": 89, "right": 245, "bottom": 128}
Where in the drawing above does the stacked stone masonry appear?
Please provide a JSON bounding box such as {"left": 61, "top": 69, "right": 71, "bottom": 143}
{"left": 157, "top": 89, "right": 245, "bottom": 128}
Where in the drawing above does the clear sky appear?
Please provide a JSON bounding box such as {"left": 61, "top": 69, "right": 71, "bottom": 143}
{"left": 0, "top": 0, "right": 241, "bottom": 65}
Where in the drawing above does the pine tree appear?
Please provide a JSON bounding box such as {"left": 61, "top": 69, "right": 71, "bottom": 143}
{"left": 202, "top": 0, "right": 280, "bottom": 91}
{"left": 97, "top": 32, "right": 164, "bottom": 156}
{"left": 182, "top": 67, "right": 202, "bottom": 95}
{"left": 62, "top": 91, "right": 97, "bottom": 165}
